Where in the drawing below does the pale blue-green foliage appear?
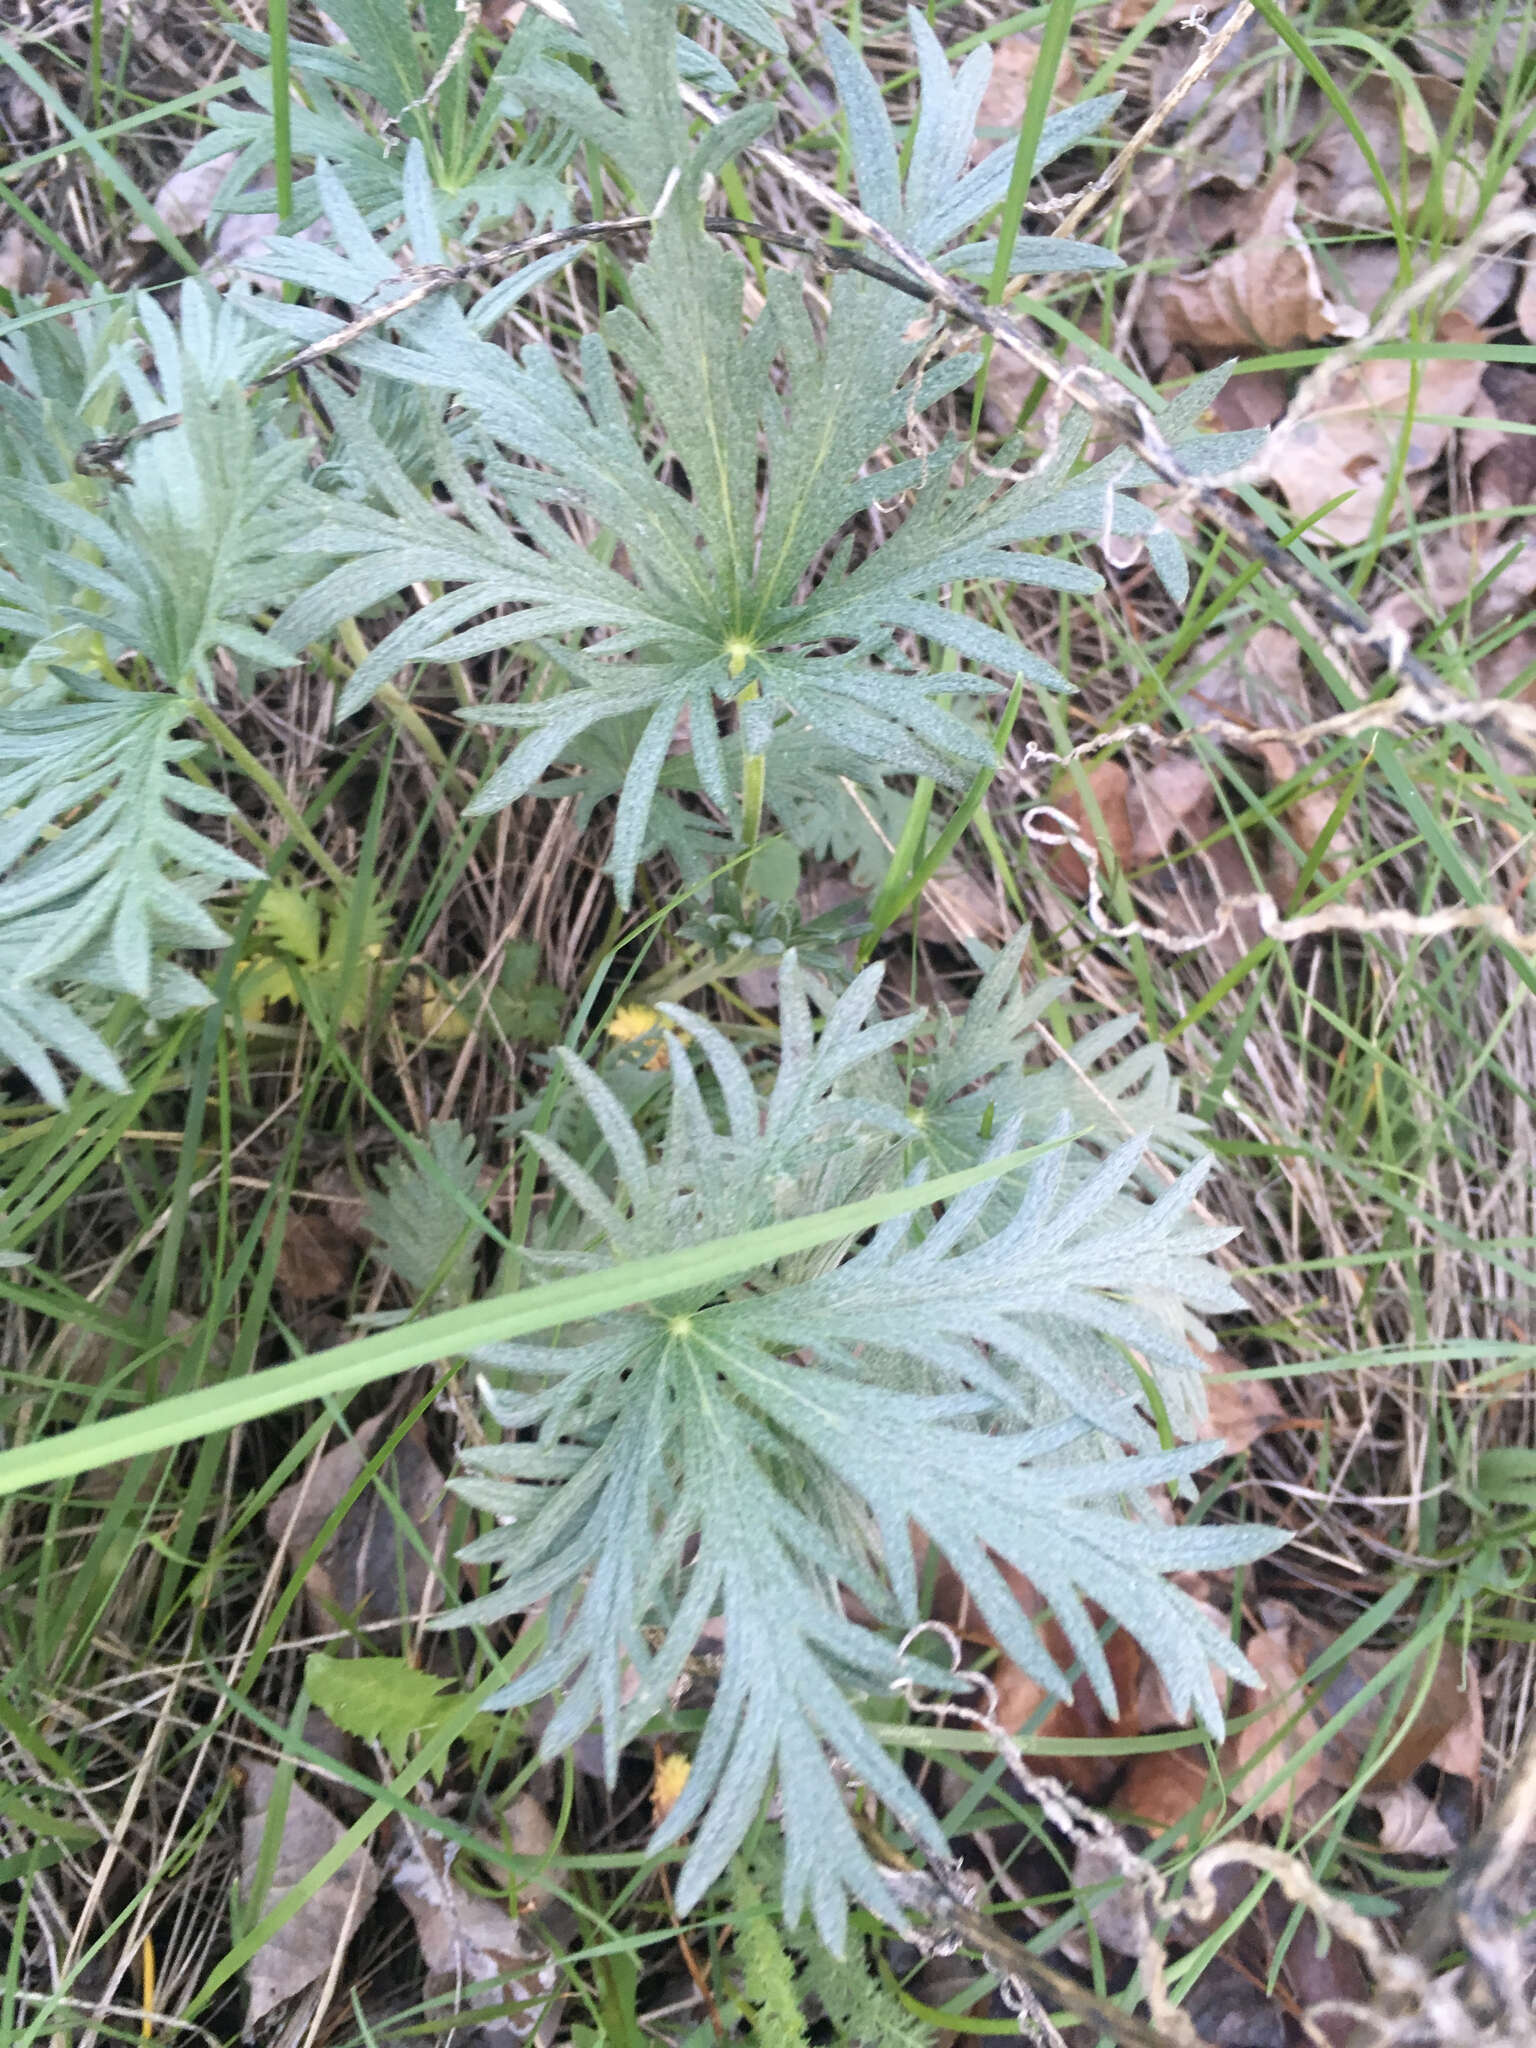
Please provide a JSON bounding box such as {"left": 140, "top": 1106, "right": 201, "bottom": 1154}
{"left": 0, "top": 292, "right": 139, "bottom": 690}
{"left": 366, "top": 1117, "right": 490, "bottom": 1307}
{"left": 822, "top": 11, "right": 1123, "bottom": 279}
{"left": 0, "top": 284, "right": 303, "bottom": 692}
{"left": 0, "top": 285, "right": 311, "bottom": 1102}
{"left": 183, "top": 0, "right": 768, "bottom": 236}
{"left": 181, "top": 0, "right": 576, "bottom": 238}
{"left": 252, "top": 6, "right": 1260, "bottom": 906}
{"left": 445, "top": 946, "right": 1281, "bottom": 1949}
{"left": 0, "top": 686, "right": 262, "bottom": 1101}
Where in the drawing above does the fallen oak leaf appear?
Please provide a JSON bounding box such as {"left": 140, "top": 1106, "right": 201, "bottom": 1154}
{"left": 391, "top": 1826, "right": 561, "bottom": 2046}
{"left": 1259, "top": 312, "right": 1487, "bottom": 544}
{"left": 1116, "top": 1746, "right": 1222, "bottom": 1839}
{"left": 924, "top": 1544, "right": 1145, "bottom": 1797}
{"left": 1409, "top": 0, "right": 1535, "bottom": 89}
{"left": 1226, "top": 1613, "right": 1328, "bottom": 1821}
{"left": 266, "top": 1418, "right": 453, "bottom": 1641}
{"left": 1195, "top": 1346, "right": 1287, "bottom": 1456}
{"left": 241, "top": 1763, "right": 379, "bottom": 2029}
{"left": 1295, "top": 69, "right": 1525, "bottom": 235}
{"left": 1043, "top": 759, "right": 1133, "bottom": 898}
{"left": 1424, "top": 1652, "right": 1483, "bottom": 1782}
{"left": 1367, "top": 1780, "right": 1461, "bottom": 1859}
{"left": 1462, "top": 364, "right": 1536, "bottom": 523}
{"left": 133, "top": 150, "right": 241, "bottom": 239}
{"left": 0, "top": 226, "right": 44, "bottom": 296}
{"left": 1152, "top": 160, "right": 1368, "bottom": 361}
{"left": 1126, "top": 757, "right": 1214, "bottom": 862}
{"left": 1186, "top": 623, "right": 1312, "bottom": 735}
{"left": 269, "top": 1208, "right": 353, "bottom": 1304}
{"left": 1246, "top": 1602, "right": 1479, "bottom": 1793}
{"left": 973, "top": 31, "right": 1080, "bottom": 140}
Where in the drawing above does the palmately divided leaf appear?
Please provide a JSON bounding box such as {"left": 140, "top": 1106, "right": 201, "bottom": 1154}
{"left": 820, "top": 9, "right": 1124, "bottom": 268}
{"left": 445, "top": 952, "right": 1283, "bottom": 1948}
{"left": 366, "top": 1118, "right": 490, "bottom": 1308}
{"left": 0, "top": 942, "right": 126, "bottom": 1108}
{"left": 249, "top": 11, "right": 1240, "bottom": 906}
{"left": 0, "top": 681, "right": 260, "bottom": 1093}
{"left": 2, "top": 284, "right": 308, "bottom": 700}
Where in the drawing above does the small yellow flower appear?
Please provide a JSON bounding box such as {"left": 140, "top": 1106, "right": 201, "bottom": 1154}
{"left": 608, "top": 1003, "right": 689, "bottom": 1070}
{"left": 608, "top": 1002, "right": 665, "bottom": 1044}
{"left": 652, "top": 1750, "right": 691, "bottom": 1822}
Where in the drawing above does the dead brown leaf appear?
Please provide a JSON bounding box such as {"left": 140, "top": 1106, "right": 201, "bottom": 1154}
{"left": 1195, "top": 1347, "right": 1287, "bottom": 1455}
{"left": 1210, "top": 367, "right": 1290, "bottom": 433}
{"left": 0, "top": 227, "right": 44, "bottom": 297}
{"left": 1227, "top": 1614, "right": 1327, "bottom": 1821}
{"left": 1427, "top": 1656, "right": 1484, "bottom": 1780}
{"left": 981, "top": 311, "right": 1091, "bottom": 437}
{"left": 392, "top": 1829, "right": 561, "bottom": 2046}
{"left": 1464, "top": 365, "right": 1536, "bottom": 522}
{"left": 1518, "top": 249, "right": 1536, "bottom": 346}
{"left": 1279, "top": 1918, "right": 1371, "bottom": 2048}
{"left": 1131, "top": 770, "right": 1267, "bottom": 968}
{"left": 479, "top": 1792, "right": 560, "bottom": 1913}
{"left": 1044, "top": 760, "right": 1132, "bottom": 897}
{"left": 990, "top": 1609, "right": 1145, "bottom": 1798}
{"left": 1151, "top": 161, "right": 1368, "bottom": 362}
{"left": 1184, "top": 1959, "right": 1291, "bottom": 2048}
{"left": 1453, "top": 256, "right": 1519, "bottom": 329}
{"left": 242, "top": 1764, "right": 379, "bottom": 2029}
{"left": 1146, "top": 10, "right": 1267, "bottom": 187}
{"left": 1370, "top": 529, "right": 1536, "bottom": 697}
{"left": 1295, "top": 72, "right": 1525, "bottom": 235}
{"left": 1323, "top": 241, "right": 1404, "bottom": 322}
{"left": 1261, "top": 313, "right": 1487, "bottom": 545}
{"left": 1068, "top": 1836, "right": 1156, "bottom": 1958}
{"left": 1126, "top": 757, "right": 1214, "bottom": 862}
{"left": 133, "top": 151, "right": 238, "bottom": 240}
{"left": 271, "top": 1209, "right": 354, "bottom": 1303}
{"left": 914, "top": 862, "right": 1007, "bottom": 947}
{"left": 133, "top": 145, "right": 324, "bottom": 289}
{"left": 1367, "top": 1780, "right": 1460, "bottom": 1858}
{"left": 925, "top": 1548, "right": 1144, "bottom": 1796}
{"left": 1187, "top": 624, "right": 1311, "bottom": 735}
{"left": 1248, "top": 1602, "right": 1479, "bottom": 1794}
{"left": 266, "top": 1416, "right": 453, "bottom": 1641}
{"left": 1409, "top": 0, "right": 1536, "bottom": 88}
{"left": 1327, "top": 240, "right": 1516, "bottom": 336}
{"left": 1042, "top": 751, "right": 1271, "bottom": 971}
{"left": 974, "top": 33, "right": 1080, "bottom": 139}
{"left": 1117, "top": 1747, "right": 1220, "bottom": 1841}
{"left": 1177, "top": 630, "right": 1356, "bottom": 900}
{"left": 1, "top": 72, "right": 43, "bottom": 137}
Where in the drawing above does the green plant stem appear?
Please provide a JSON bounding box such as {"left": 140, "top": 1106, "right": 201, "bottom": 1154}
{"left": 645, "top": 945, "right": 785, "bottom": 1007}
{"left": 89, "top": 0, "right": 103, "bottom": 128}
{"left": 268, "top": 0, "right": 293, "bottom": 225}
{"left": 858, "top": 675, "right": 1024, "bottom": 963}
{"left": 863, "top": 776, "right": 936, "bottom": 950}
{"left": 738, "top": 681, "right": 766, "bottom": 857}
{"left": 971, "top": 0, "right": 1075, "bottom": 427}
{"left": 189, "top": 701, "right": 350, "bottom": 891}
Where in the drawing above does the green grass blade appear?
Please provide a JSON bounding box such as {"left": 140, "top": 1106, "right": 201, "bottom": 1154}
{"left": 0, "top": 1144, "right": 1051, "bottom": 1498}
